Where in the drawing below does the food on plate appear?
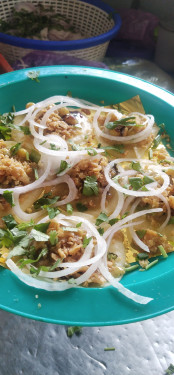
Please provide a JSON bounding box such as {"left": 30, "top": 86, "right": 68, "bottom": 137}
{"left": 0, "top": 94, "right": 173, "bottom": 305}
{"left": 0, "top": 2, "right": 84, "bottom": 41}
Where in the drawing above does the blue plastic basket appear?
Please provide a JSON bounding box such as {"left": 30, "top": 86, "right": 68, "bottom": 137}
{"left": 0, "top": 0, "right": 121, "bottom": 63}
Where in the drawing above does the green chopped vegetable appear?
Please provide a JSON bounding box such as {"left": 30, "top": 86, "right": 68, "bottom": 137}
{"left": 76, "top": 202, "right": 88, "bottom": 212}
{"left": 34, "top": 222, "right": 50, "bottom": 233}
{"left": 106, "top": 116, "right": 138, "bottom": 130}
{"left": 158, "top": 245, "right": 168, "bottom": 258}
{"left": 2, "top": 214, "right": 17, "bottom": 229}
{"left": 125, "top": 264, "right": 139, "bottom": 272}
{"left": 143, "top": 176, "right": 154, "bottom": 184}
{"left": 131, "top": 161, "right": 142, "bottom": 172}
{"left": 67, "top": 326, "right": 82, "bottom": 337}
{"left": 137, "top": 253, "right": 149, "bottom": 260}
{"left": 136, "top": 230, "right": 146, "bottom": 239}
{"left": 76, "top": 222, "right": 82, "bottom": 228}
{"left": 20, "top": 125, "right": 31, "bottom": 135}
{"left": 95, "top": 212, "right": 109, "bottom": 226}
{"left": 97, "top": 227, "right": 104, "bottom": 235}
{"left": 0, "top": 112, "right": 15, "bottom": 140}
{"left": 168, "top": 217, "right": 174, "bottom": 225}
{"left": 129, "top": 177, "right": 143, "bottom": 191}
{"left": 2, "top": 190, "right": 15, "bottom": 207}
{"left": 87, "top": 149, "right": 97, "bottom": 156}
{"left": 34, "top": 168, "right": 39, "bottom": 180}
{"left": 109, "top": 218, "right": 119, "bottom": 226}
{"left": 82, "top": 176, "right": 99, "bottom": 196}
{"left": 107, "top": 252, "right": 117, "bottom": 261}
{"left": 101, "top": 144, "right": 125, "bottom": 154}
{"left": 152, "top": 134, "right": 161, "bottom": 149}
{"left": 66, "top": 203, "right": 73, "bottom": 215}
{"left": 148, "top": 149, "right": 153, "bottom": 160}
{"left": 165, "top": 364, "right": 174, "bottom": 375}
{"left": 83, "top": 236, "right": 92, "bottom": 248}
{"left": 104, "top": 347, "right": 115, "bottom": 351}
{"left": 40, "top": 140, "right": 47, "bottom": 145}
{"left": 29, "top": 149, "right": 41, "bottom": 163}
{"left": 62, "top": 227, "right": 79, "bottom": 232}
{"left": 68, "top": 278, "right": 77, "bottom": 284}
{"left": 33, "top": 192, "right": 59, "bottom": 210}
{"left": 30, "top": 229, "right": 50, "bottom": 242}
{"left": 45, "top": 206, "right": 60, "bottom": 220}
{"left": 49, "top": 230, "right": 58, "bottom": 246}
{"left": 17, "top": 220, "right": 35, "bottom": 231}
{"left": 57, "top": 160, "right": 69, "bottom": 174}
{"left": 27, "top": 71, "right": 40, "bottom": 83}
{"left": 145, "top": 259, "right": 158, "bottom": 270}
{"left": 10, "top": 142, "right": 21, "bottom": 156}
{"left": 19, "top": 248, "right": 48, "bottom": 269}
{"left": 50, "top": 143, "right": 60, "bottom": 151}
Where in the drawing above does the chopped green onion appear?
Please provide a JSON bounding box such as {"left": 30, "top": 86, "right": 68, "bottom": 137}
{"left": 67, "top": 326, "right": 82, "bottom": 337}
{"left": 152, "top": 135, "right": 161, "bottom": 149}
{"left": 148, "top": 149, "right": 153, "bottom": 160}
{"left": 66, "top": 203, "right": 73, "bottom": 215}
{"left": 2, "top": 191, "right": 15, "bottom": 207}
{"left": 137, "top": 253, "right": 149, "bottom": 260}
{"left": 104, "top": 347, "right": 115, "bottom": 351}
{"left": 145, "top": 259, "right": 158, "bottom": 270}
{"left": 106, "top": 116, "right": 138, "bottom": 130}
{"left": 34, "top": 168, "right": 39, "bottom": 180}
{"left": 10, "top": 142, "right": 21, "bottom": 156}
{"left": 125, "top": 264, "right": 139, "bottom": 272}
{"left": 158, "top": 245, "right": 168, "bottom": 258}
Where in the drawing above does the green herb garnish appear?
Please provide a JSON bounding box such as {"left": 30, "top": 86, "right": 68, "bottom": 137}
{"left": 57, "top": 160, "right": 69, "bottom": 174}
{"left": 49, "top": 230, "right": 58, "bottom": 246}
{"left": 10, "top": 142, "right": 21, "bottom": 156}
{"left": 2, "top": 214, "right": 17, "bottom": 229}
{"left": 158, "top": 245, "right": 168, "bottom": 258}
{"left": 83, "top": 176, "right": 98, "bottom": 197}
{"left": 30, "top": 229, "right": 49, "bottom": 242}
{"left": 136, "top": 230, "right": 146, "bottom": 239}
{"left": 125, "top": 264, "right": 139, "bottom": 272}
{"left": 152, "top": 135, "right": 161, "bottom": 149}
{"left": 66, "top": 203, "right": 73, "bottom": 215}
{"left": 2, "top": 191, "right": 15, "bottom": 207}
{"left": 106, "top": 116, "right": 140, "bottom": 130}
{"left": 67, "top": 326, "right": 82, "bottom": 337}
{"left": 145, "top": 259, "right": 158, "bottom": 270}
{"left": 83, "top": 236, "right": 92, "bottom": 248}
{"left": 97, "top": 227, "right": 104, "bottom": 235}
{"left": 76, "top": 202, "right": 88, "bottom": 212}
{"left": 29, "top": 149, "right": 41, "bottom": 163}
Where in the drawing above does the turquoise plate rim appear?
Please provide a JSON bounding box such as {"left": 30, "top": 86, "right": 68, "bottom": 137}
{"left": 0, "top": 66, "right": 174, "bottom": 326}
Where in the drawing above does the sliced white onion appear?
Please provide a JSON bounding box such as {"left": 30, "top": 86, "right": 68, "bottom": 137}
{"left": 104, "top": 158, "right": 170, "bottom": 197}
{"left": 0, "top": 160, "right": 51, "bottom": 195}
{"left": 93, "top": 108, "right": 154, "bottom": 143}
{"left": 99, "top": 261, "right": 152, "bottom": 304}
{"left": 101, "top": 185, "right": 124, "bottom": 219}
{"left": 12, "top": 175, "right": 78, "bottom": 221}
{"left": 104, "top": 207, "right": 163, "bottom": 240}
{"left": 158, "top": 194, "right": 171, "bottom": 230}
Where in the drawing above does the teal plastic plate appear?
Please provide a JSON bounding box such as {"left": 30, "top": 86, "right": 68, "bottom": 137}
{"left": 0, "top": 66, "right": 174, "bottom": 326}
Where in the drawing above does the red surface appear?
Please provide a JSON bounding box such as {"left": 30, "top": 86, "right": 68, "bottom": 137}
{"left": 0, "top": 53, "right": 13, "bottom": 73}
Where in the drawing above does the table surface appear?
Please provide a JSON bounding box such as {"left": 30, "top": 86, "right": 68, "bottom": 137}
{"left": 1, "top": 59, "right": 174, "bottom": 375}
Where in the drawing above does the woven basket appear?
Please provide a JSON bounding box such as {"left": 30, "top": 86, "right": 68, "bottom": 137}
{"left": 0, "top": 0, "right": 121, "bottom": 63}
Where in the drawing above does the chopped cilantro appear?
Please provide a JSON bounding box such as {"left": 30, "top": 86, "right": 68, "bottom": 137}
{"left": 50, "top": 143, "right": 60, "bottom": 151}
{"left": 30, "top": 229, "right": 49, "bottom": 242}
{"left": 67, "top": 326, "right": 82, "bottom": 337}
{"left": 76, "top": 202, "right": 88, "bottom": 212}
{"left": 57, "top": 160, "right": 69, "bottom": 174}
{"left": 45, "top": 206, "right": 60, "bottom": 219}
{"left": 136, "top": 230, "right": 146, "bottom": 239}
{"left": 19, "top": 248, "right": 48, "bottom": 269}
{"left": 131, "top": 161, "right": 142, "bottom": 172}
{"left": 20, "top": 125, "right": 31, "bottom": 135}
{"left": 105, "top": 116, "right": 138, "bottom": 130}
{"left": 143, "top": 176, "right": 154, "bottom": 185}
{"left": 83, "top": 236, "right": 92, "bottom": 248}
{"left": 0, "top": 112, "right": 15, "bottom": 140}
{"left": 107, "top": 252, "right": 117, "bottom": 260}
{"left": 102, "top": 144, "right": 125, "bottom": 154}
{"left": 129, "top": 177, "right": 143, "bottom": 191}
{"left": 49, "top": 230, "right": 58, "bottom": 246}
{"left": 165, "top": 364, "right": 174, "bottom": 375}
{"left": 34, "top": 222, "right": 50, "bottom": 233}
{"left": 97, "top": 227, "right": 104, "bottom": 235}
{"left": 109, "top": 218, "right": 119, "bottom": 226}
{"left": 82, "top": 176, "right": 99, "bottom": 196}
{"left": 2, "top": 191, "right": 15, "bottom": 207}
{"left": 2, "top": 214, "right": 17, "bottom": 229}
{"left": 10, "top": 142, "right": 21, "bottom": 156}
{"left": 76, "top": 222, "right": 82, "bottom": 228}
{"left": 33, "top": 192, "right": 59, "bottom": 210}
{"left": 95, "top": 212, "right": 108, "bottom": 226}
